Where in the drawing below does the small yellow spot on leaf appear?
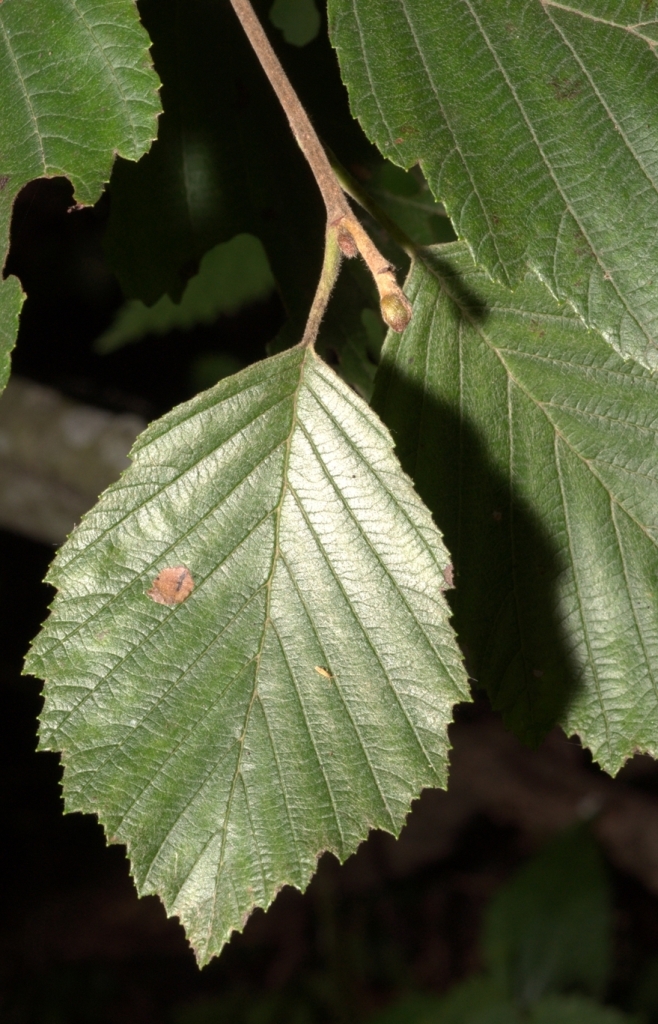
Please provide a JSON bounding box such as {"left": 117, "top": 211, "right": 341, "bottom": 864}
{"left": 314, "top": 665, "right": 332, "bottom": 679}
{"left": 147, "top": 566, "right": 194, "bottom": 606}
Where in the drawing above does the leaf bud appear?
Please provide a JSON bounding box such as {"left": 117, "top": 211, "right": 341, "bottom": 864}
{"left": 337, "top": 229, "right": 358, "bottom": 258}
{"left": 380, "top": 291, "right": 412, "bottom": 332}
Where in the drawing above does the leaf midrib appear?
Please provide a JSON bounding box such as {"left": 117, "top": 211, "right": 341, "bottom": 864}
{"left": 207, "top": 346, "right": 310, "bottom": 945}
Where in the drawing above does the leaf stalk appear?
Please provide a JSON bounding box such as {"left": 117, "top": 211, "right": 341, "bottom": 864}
{"left": 299, "top": 227, "right": 342, "bottom": 349}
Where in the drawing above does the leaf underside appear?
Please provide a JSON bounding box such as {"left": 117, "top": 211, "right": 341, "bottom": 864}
{"left": 374, "top": 242, "right": 658, "bottom": 772}
{"left": 0, "top": 0, "right": 161, "bottom": 388}
{"left": 27, "top": 347, "right": 468, "bottom": 965}
{"left": 329, "top": 0, "right": 658, "bottom": 369}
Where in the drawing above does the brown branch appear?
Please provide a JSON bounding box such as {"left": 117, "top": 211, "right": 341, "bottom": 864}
{"left": 229, "top": 0, "right": 348, "bottom": 225}
{"left": 228, "top": 0, "right": 412, "bottom": 335}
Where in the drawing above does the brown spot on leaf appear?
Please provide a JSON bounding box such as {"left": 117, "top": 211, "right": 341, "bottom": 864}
{"left": 549, "top": 75, "right": 582, "bottom": 102}
{"left": 529, "top": 319, "right": 546, "bottom": 338}
{"left": 147, "top": 566, "right": 194, "bottom": 606}
{"left": 0, "top": 175, "right": 9, "bottom": 192}
{"left": 442, "top": 564, "right": 455, "bottom": 588}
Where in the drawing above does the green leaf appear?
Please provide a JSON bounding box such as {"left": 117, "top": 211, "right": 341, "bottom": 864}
{"left": 373, "top": 241, "right": 658, "bottom": 771}
{"left": 26, "top": 346, "right": 468, "bottom": 965}
{"left": 0, "top": 275, "right": 22, "bottom": 395}
{"left": 328, "top": 0, "right": 658, "bottom": 369}
{"left": 483, "top": 827, "right": 611, "bottom": 1003}
{"left": 0, "top": 0, "right": 161, "bottom": 382}
{"left": 95, "top": 235, "right": 275, "bottom": 354}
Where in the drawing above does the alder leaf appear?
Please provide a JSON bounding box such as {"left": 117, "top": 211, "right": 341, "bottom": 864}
{"left": 329, "top": 0, "right": 658, "bottom": 369}
{"left": 26, "top": 346, "right": 468, "bottom": 965}
{"left": 374, "top": 242, "right": 658, "bottom": 772}
{"left": 0, "top": 275, "right": 22, "bottom": 395}
{"left": 0, "top": 0, "right": 161, "bottom": 385}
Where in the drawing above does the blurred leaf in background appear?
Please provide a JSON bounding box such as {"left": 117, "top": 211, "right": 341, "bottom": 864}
{"left": 269, "top": 0, "right": 321, "bottom": 47}
{"left": 369, "top": 827, "right": 629, "bottom": 1024}
{"left": 96, "top": 235, "right": 274, "bottom": 354}
{"left": 104, "top": 0, "right": 323, "bottom": 313}
{"left": 367, "top": 164, "right": 455, "bottom": 249}
{"left": 483, "top": 826, "right": 611, "bottom": 1004}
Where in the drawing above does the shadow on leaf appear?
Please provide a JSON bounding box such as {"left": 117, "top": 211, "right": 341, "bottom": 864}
{"left": 373, "top": 262, "right": 582, "bottom": 747}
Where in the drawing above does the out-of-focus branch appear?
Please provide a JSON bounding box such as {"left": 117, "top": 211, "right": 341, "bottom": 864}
{"left": 0, "top": 377, "right": 145, "bottom": 545}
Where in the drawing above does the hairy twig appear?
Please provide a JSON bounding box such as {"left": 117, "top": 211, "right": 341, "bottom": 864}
{"left": 228, "top": 0, "right": 412, "bottom": 340}
{"left": 299, "top": 229, "right": 342, "bottom": 348}
{"left": 328, "top": 152, "right": 418, "bottom": 261}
